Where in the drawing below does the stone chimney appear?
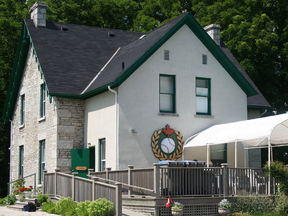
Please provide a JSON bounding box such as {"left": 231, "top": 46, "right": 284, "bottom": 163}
{"left": 29, "top": 2, "right": 48, "bottom": 27}
{"left": 204, "top": 24, "right": 221, "bottom": 46}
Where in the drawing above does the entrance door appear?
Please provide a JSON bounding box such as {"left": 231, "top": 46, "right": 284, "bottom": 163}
{"left": 71, "top": 147, "right": 95, "bottom": 178}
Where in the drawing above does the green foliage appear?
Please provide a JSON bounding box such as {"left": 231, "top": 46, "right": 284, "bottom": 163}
{"left": 41, "top": 201, "right": 56, "bottom": 214}
{"left": 75, "top": 200, "right": 90, "bottom": 216}
{"left": 273, "top": 193, "right": 288, "bottom": 215}
{"left": 37, "top": 193, "right": 49, "bottom": 203}
{"left": 233, "top": 191, "right": 275, "bottom": 215}
{"left": 54, "top": 197, "right": 77, "bottom": 216}
{"left": 264, "top": 161, "right": 288, "bottom": 195}
{"left": 8, "top": 194, "right": 16, "bottom": 205}
{"left": 11, "top": 178, "right": 25, "bottom": 194}
{"left": 87, "top": 198, "right": 114, "bottom": 216}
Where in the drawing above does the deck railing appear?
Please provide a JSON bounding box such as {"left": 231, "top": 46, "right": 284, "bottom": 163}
{"left": 43, "top": 169, "right": 122, "bottom": 216}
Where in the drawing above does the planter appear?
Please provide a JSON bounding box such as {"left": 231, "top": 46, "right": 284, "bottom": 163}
{"left": 15, "top": 194, "right": 24, "bottom": 200}
{"left": 171, "top": 209, "right": 183, "bottom": 216}
{"left": 24, "top": 191, "right": 32, "bottom": 197}
{"left": 218, "top": 207, "right": 231, "bottom": 216}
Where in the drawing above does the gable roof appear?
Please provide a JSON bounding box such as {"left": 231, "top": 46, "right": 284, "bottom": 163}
{"left": 3, "top": 13, "right": 269, "bottom": 122}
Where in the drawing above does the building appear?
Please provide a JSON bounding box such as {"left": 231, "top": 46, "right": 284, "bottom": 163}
{"left": 3, "top": 2, "right": 270, "bottom": 184}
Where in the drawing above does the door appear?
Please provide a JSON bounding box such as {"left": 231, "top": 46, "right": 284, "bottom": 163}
{"left": 71, "top": 148, "right": 95, "bottom": 178}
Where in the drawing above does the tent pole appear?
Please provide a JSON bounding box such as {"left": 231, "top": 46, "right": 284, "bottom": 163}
{"left": 207, "top": 144, "right": 210, "bottom": 168}
{"left": 235, "top": 141, "right": 238, "bottom": 168}
{"left": 268, "top": 137, "right": 271, "bottom": 195}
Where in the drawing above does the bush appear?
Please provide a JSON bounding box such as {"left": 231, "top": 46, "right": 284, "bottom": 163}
{"left": 264, "top": 161, "right": 288, "bottom": 195}
{"left": 75, "top": 200, "right": 90, "bottom": 216}
{"left": 274, "top": 193, "right": 288, "bottom": 215}
{"left": 233, "top": 191, "right": 275, "bottom": 215}
{"left": 37, "top": 193, "right": 49, "bottom": 203}
{"left": 87, "top": 198, "right": 114, "bottom": 216}
{"left": 55, "top": 197, "right": 77, "bottom": 216}
{"left": 41, "top": 201, "right": 56, "bottom": 214}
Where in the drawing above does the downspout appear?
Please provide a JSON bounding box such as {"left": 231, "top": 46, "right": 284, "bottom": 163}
{"left": 108, "top": 86, "right": 118, "bottom": 170}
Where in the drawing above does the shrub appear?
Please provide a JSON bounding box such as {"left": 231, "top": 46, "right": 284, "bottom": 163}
{"left": 55, "top": 197, "right": 77, "bottom": 216}
{"left": 75, "top": 200, "right": 90, "bottom": 216}
{"left": 87, "top": 198, "right": 114, "bottom": 216}
{"left": 8, "top": 194, "right": 17, "bottom": 205}
{"left": 37, "top": 193, "right": 49, "bottom": 203}
{"left": 274, "top": 193, "right": 288, "bottom": 215}
{"left": 41, "top": 201, "right": 56, "bottom": 214}
{"left": 264, "top": 161, "right": 288, "bottom": 196}
{"left": 233, "top": 191, "right": 275, "bottom": 215}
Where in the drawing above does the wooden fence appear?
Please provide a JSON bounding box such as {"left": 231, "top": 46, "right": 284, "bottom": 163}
{"left": 43, "top": 169, "right": 122, "bottom": 216}
{"left": 89, "top": 163, "right": 279, "bottom": 198}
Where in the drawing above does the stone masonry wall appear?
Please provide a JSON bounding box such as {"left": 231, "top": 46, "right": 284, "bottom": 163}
{"left": 11, "top": 45, "right": 58, "bottom": 186}
{"left": 56, "top": 98, "right": 85, "bottom": 173}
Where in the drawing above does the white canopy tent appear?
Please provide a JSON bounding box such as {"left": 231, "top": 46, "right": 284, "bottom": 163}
{"left": 184, "top": 113, "right": 288, "bottom": 168}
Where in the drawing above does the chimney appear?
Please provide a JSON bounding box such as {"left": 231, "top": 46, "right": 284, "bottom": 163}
{"left": 30, "top": 2, "right": 48, "bottom": 27}
{"left": 204, "top": 24, "right": 221, "bottom": 46}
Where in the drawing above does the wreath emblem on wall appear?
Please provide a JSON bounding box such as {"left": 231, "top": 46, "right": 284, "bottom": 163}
{"left": 151, "top": 124, "right": 184, "bottom": 160}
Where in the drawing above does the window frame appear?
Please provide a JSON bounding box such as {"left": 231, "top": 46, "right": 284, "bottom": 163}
{"left": 196, "top": 77, "right": 211, "bottom": 115}
{"left": 39, "top": 140, "right": 45, "bottom": 183}
{"left": 99, "top": 139, "right": 106, "bottom": 171}
{"left": 19, "top": 146, "right": 24, "bottom": 178}
{"left": 40, "top": 84, "right": 46, "bottom": 118}
{"left": 210, "top": 144, "right": 227, "bottom": 167}
{"left": 20, "top": 94, "right": 25, "bottom": 125}
{"left": 159, "top": 74, "right": 176, "bottom": 113}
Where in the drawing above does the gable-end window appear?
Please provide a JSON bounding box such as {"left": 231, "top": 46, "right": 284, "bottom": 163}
{"left": 20, "top": 95, "right": 25, "bottom": 125}
{"left": 202, "top": 54, "right": 207, "bottom": 65}
{"left": 159, "top": 75, "right": 175, "bottom": 113}
{"left": 99, "top": 139, "right": 106, "bottom": 171}
{"left": 164, "top": 50, "right": 169, "bottom": 60}
{"left": 19, "top": 146, "right": 24, "bottom": 178}
{"left": 211, "top": 144, "right": 227, "bottom": 167}
{"left": 196, "top": 78, "right": 211, "bottom": 115}
{"left": 39, "top": 140, "right": 45, "bottom": 183}
{"left": 40, "top": 84, "right": 46, "bottom": 118}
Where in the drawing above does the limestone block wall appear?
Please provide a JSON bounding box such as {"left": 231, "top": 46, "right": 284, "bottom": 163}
{"left": 56, "top": 98, "right": 85, "bottom": 173}
{"left": 11, "top": 45, "right": 58, "bottom": 185}
{"left": 10, "top": 44, "right": 85, "bottom": 185}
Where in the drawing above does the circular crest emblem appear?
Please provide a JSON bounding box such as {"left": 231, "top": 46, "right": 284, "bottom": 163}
{"left": 151, "top": 124, "right": 184, "bottom": 160}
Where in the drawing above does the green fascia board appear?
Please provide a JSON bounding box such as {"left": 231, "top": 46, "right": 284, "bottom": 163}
{"left": 113, "top": 13, "right": 257, "bottom": 97}
{"left": 2, "top": 23, "right": 30, "bottom": 123}
{"left": 80, "top": 83, "right": 114, "bottom": 99}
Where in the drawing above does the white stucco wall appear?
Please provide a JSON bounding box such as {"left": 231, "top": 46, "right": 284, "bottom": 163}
{"left": 85, "top": 91, "right": 117, "bottom": 170}
{"left": 117, "top": 24, "right": 247, "bottom": 169}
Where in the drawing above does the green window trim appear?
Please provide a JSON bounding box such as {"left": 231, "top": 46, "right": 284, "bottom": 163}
{"left": 39, "top": 140, "right": 45, "bottom": 183}
{"left": 159, "top": 74, "right": 176, "bottom": 113}
{"left": 40, "top": 84, "right": 46, "bottom": 118}
{"left": 196, "top": 77, "right": 211, "bottom": 115}
{"left": 99, "top": 139, "right": 106, "bottom": 171}
{"left": 20, "top": 94, "right": 25, "bottom": 125}
{"left": 19, "top": 146, "right": 24, "bottom": 178}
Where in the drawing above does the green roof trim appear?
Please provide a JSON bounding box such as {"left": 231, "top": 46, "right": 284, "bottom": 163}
{"left": 2, "top": 23, "right": 30, "bottom": 123}
{"left": 113, "top": 13, "right": 257, "bottom": 97}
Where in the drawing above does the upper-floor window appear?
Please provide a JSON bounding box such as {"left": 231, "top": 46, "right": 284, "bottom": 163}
{"left": 196, "top": 77, "right": 211, "bottom": 115}
{"left": 159, "top": 75, "right": 175, "bottom": 113}
{"left": 40, "top": 84, "right": 46, "bottom": 118}
{"left": 20, "top": 95, "right": 25, "bottom": 125}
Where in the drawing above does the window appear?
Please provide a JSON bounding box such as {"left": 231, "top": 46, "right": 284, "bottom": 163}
{"left": 196, "top": 78, "right": 211, "bottom": 115}
{"left": 20, "top": 95, "right": 25, "bottom": 125}
{"left": 40, "top": 84, "right": 46, "bottom": 117}
{"left": 19, "top": 146, "right": 24, "bottom": 178}
{"left": 202, "top": 54, "right": 207, "bottom": 64}
{"left": 164, "top": 50, "right": 169, "bottom": 60}
{"left": 39, "top": 140, "right": 45, "bottom": 183}
{"left": 211, "top": 144, "right": 227, "bottom": 167}
{"left": 159, "top": 75, "right": 175, "bottom": 113}
{"left": 99, "top": 139, "right": 106, "bottom": 171}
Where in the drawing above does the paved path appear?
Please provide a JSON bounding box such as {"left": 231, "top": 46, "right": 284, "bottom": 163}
{"left": 0, "top": 206, "right": 146, "bottom": 216}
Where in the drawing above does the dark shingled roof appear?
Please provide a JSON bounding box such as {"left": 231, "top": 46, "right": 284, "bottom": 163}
{"left": 24, "top": 14, "right": 270, "bottom": 108}
{"left": 25, "top": 19, "right": 143, "bottom": 95}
